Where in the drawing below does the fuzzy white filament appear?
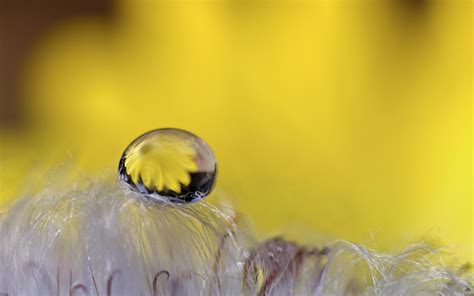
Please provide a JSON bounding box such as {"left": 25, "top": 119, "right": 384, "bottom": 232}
{"left": 0, "top": 179, "right": 471, "bottom": 295}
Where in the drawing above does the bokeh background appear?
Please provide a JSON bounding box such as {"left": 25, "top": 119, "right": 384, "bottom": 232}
{"left": 0, "top": 0, "right": 472, "bottom": 262}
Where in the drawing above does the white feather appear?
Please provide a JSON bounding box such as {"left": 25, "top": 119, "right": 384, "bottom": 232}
{"left": 0, "top": 178, "right": 471, "bottom": 295}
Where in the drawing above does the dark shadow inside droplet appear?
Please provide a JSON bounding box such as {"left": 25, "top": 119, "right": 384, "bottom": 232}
{"left": 119, "top": 154, "right": 217, "bottom": 203}
{"left": 159, "top": 170, "right": 217, "bottom": 203}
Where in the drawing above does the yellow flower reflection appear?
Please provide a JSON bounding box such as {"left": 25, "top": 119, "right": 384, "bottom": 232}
{"left": 124, "top": 133, "right": 198, "bottom": 193}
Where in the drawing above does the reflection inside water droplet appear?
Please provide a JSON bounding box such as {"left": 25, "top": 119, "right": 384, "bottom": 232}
{"left": 118, "top": 128, "right": 217, "bottom": 203}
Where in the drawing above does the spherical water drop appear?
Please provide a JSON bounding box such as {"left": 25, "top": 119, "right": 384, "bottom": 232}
{"left": 118, "top": 128, "right": 217, "bottom": 203}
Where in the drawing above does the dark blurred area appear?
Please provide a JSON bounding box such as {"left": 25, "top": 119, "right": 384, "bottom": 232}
{"left": 0, "top": 0, "right": 115, "bottom": 126}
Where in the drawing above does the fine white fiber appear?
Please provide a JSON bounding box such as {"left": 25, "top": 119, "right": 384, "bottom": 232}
{"left": 0, "top": 177, "right": 472, "bottom": 295}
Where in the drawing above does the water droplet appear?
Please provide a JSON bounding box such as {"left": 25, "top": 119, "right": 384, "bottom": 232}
{"left": 118, "top": 128, "right": 217, "bottom": 203}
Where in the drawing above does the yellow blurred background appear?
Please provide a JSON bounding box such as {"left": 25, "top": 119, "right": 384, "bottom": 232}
{"left": 0, "top": 1, "right": 472, "bottom": 262}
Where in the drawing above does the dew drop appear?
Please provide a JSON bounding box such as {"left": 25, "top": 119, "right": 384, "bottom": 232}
{"left": 118, "top": 128, "right": 217, "bottom": 203}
